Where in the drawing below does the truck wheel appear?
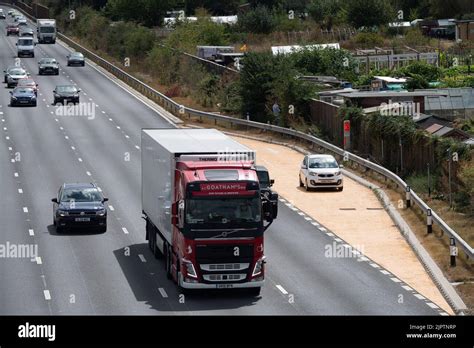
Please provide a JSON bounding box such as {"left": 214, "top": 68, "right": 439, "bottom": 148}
{"left": 152, "top": 232, "right": 163, "bottom": 259}
{"left": 248, "top": 287, "right": 261, "bottom": 296}
{"left": 176, "top": 264, "right": 190, "bottom": 295}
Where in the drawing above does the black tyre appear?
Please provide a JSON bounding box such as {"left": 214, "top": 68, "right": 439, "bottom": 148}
{"left": 99, "top": 225, "right": 107, "bottom": 233}
{"left": 32, "top": 102, "right": 37, "bottom": 107}
{"left": 56, "top": 225, "right": 64, "bottom": 234}
{"left": 305, "top": 179, "right": 310, "bottom": 192}
{"left": 81, "top": 62, "right": 85, "bottom": 67}
{"left": 299, "top": 176, "right": 304, "bottom": 187}
{"left": 338, "top": 186, "right": 344, "bottom": 192}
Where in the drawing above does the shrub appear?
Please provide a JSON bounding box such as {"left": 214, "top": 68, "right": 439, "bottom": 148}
{"left": 236, "top": 5, "right": 277, "bottom": 34}
{"left": 352, "top": 32, "right": 385, "bottom": 48}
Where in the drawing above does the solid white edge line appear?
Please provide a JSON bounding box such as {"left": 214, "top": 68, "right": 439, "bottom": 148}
{"left": 43, "top": 290, "right": 51, "bottom": 300}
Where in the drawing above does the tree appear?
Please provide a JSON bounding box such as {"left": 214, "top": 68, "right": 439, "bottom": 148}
{"left": 346, "top": 0, "right": 395, "bottom": 29}
{"left": 308, "top": 0, "right": 342, "bottom": 30}
{"left": 105, "top": 0, "right": 176, "bottom": 26}
{"left": 237, "top": 5, "right": 277, "bottom": 34}
{"left": 184, "top": 0, "right": 241, "bottom": 15}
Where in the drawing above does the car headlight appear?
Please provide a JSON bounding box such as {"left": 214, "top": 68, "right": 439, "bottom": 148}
{"left": 57, "top": 210, "right": 69, "bottom": 217}
{"left": 334, "top": 171, "right": 341, "bottom": 176}
{"left": 11, "top": 96, "right": 17, "bottom": 100}
{"left": 96, "top": 209, "right": 106, "bottom": 216}
{"left": 31, "top": 95, "right": 36, "bottom": 100}
{"left": 309, "top": 172, "right": 318, "bottom": 176}
{"left": 73, "top": 94, "right": 79, "bottom": 98}
{"left": 182, "top": 259, "right": 197, "bottom": 278}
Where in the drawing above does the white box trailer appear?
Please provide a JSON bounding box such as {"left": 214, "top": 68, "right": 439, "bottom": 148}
{"left": 37, "top": 19, "right": 56, "bottom": 43}
{"left": 141, "top": 128, "right": 256, "bottom": 245}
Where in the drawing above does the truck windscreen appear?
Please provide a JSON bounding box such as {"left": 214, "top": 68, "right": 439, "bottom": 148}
{"left": 186, "top": 196, "right": 261, "bottom": 225}
{"left": 40, "top": 27, "right": 55, "bottom": 33}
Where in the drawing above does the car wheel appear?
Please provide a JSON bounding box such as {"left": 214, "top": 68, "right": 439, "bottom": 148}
{"left": 338, "top": 186, "right": 344, "bottom": 192}
{"left": 299, "top": 176, "right": 304, "bottom": 187}
{"left": 81, "top": 62, "right": 85, "bottom": 67}
{"left": 55, "top": 70, "right": 59, "bottom": 75}
{"left": 305, "top": 179, "right": 311, "bottom": 192}
{"left": 67, "top": 62, "right": 70, "bottom": 66}
{"left": 56, "top": 225, "right": 64, "bottom": 234}
{"left": 32, "top": 102, "right": 37, "bottom": 107}
{"left": 99, "top": 226, "right": 107, "bottom": 233}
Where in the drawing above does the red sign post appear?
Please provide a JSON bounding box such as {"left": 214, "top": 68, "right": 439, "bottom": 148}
{"left": 343, "top": 120, "right": 351, "bottom": 150}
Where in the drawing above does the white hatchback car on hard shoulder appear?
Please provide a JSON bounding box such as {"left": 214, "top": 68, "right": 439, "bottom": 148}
{"left": 299, "top": 154, "right": 344, "bottom": 191}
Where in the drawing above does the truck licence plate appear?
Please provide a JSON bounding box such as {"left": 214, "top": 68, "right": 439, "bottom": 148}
{"left": 75, "top": 217, "right": 90, "bottom": 222}
{"left": 216, "top": 284, "right": 233, "bottom": 289}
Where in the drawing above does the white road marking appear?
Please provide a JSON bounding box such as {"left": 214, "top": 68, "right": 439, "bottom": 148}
{"left": 109, "top": 205, "right": 115, "bottom": 211}
{"left": 319, "top": 227, "right": 327, "bottom": 232}
{"left": 78, "top": 158, "right": 82, "bottom": 162}
{"left": 43, "top": 290, "right": 51, "bottom": 300}
{"left": 14, "top": 172, "right": 19, "bottom": 177}
{"left": 125, "top": 135, "right": 130, "bottom": 139}
{"left": 297, "top": 212, "right": 305, "bottom": 216}
{"left": 135, "top": 145, "right": 140, "bottom": 150}
{"left": 28, "top": 229, "right": 34, "bottom": 236}
{"left": 3, "top": 127, "right": 7, "bottom": 130}
{"left": 390, "top": 277, "right": 401, "bottom": 283}
{"left": 18, "top": 189, "right": 23, "bottom": 193}
{"left": 10, "top": 159, "right": 15, "bottom": 163}
{"left": 71, "top": 146, "right": 75, "bottom": 150}
{"left": 334, "top": 238, "right": 342, "bottom": 242}
{"left": 138, "top": 254, "right": 147, "bottom": 263}
{"left": 59, "top": 126, "right": 63, "bottom": 130}
{"left": 86, "top": 171, "right": 91, "bottom": 176}
{"left": 116, "top": 126, "right": 121, "bottom": 129}
{"left": 427, "top": 302, "right": 439, "bottom": 309}
{"left": 23, "top": 207, "right": 28, "bottom": 213}
{"left": 55, "top": 118, "right": 59, "bottom": 122}
{"left": 65, "top": 136, "right": 69, "bottom": 140}
{"left": 304, "top": 217, "right": 312, "bottom": 221}
{"left": 369, "top": 263, "right": 380, "bottom": 268}
{"left": 36, "top": 257, "right": 42, "bottom": 265}
{"left": 359, "top": 256, "right": 369, "bottom": 261}
{"left": 97, "top": 187, "right": 102, "bottom": 192}
{"left": 402, "top": 285, "right": 413, "bottom": 291}
{"left": 6, "top": 136, "right": 10, "bottom": 140}
{"left": 380, "top": 270, "right": 390, "bottom": 275}
{"left": 440, "top": 312, "right": 449, "bottom": 316}
{"left": 101, "top": 111, "right": 105, "bottom": 114}
{"left": 278, "top": 198, "right": 286, "bottom": 202}
{"left": 414, "top": 293, "right": 425, "bottom": 300}
{"left": 276, "top": 285, "right": 288, "bottom": 295}
{"left": 109, "top": 118, "right": 113, "bottom": 121}
{"left": 158, "top": 288, "right": 168, "bottom": 298}
{"left": 311, "top": 222, "right": 320, "bottom": 227}
{"left": 122, "top": 227, "right": 129, "bottom": 234}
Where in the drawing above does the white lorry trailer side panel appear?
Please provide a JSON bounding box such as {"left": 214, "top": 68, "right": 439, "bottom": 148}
{"left": 141, "top": 128, "right": 255, "bottom": 245}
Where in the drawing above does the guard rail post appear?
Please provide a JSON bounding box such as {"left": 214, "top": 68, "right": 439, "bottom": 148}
{"left": 450, "top": 238, "right": 457, "bottom": 267}
{"left": 427, "top": 209, "right": 433, "bottom": 234}
{"left": 405, "top": 186, "right": 411, "bottom": 208}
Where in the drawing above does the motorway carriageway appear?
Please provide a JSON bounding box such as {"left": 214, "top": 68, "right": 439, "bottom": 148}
{"left": 0, "top": 10, "right": 446, "bottom": 315}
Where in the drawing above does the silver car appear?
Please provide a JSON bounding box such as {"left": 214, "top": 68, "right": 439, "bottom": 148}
{"left": 299, "top": 154, "right": 344, "bottom": 191}
{"left": 6, "top": 67, "right": 29, "bottom": 88}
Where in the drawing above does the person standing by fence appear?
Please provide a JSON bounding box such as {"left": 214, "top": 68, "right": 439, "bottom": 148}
{"left": 272, "top": 101, "right": 281, "bottom": 126}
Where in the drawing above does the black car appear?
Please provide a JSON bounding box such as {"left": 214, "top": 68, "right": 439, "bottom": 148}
{"left": 10, "top": 87, "right": 37, "bottom": 106}
{"left": 53, "top": 85, "right": 81, "bottom": 104}
{"left": 38, "top": 57, "right": 59, "bottom": 75}
{"left": 66, "top": 52, "right": 85, "bottom": 66}
{"left": 52, "top": 183, "right": 108, "bottom": 233}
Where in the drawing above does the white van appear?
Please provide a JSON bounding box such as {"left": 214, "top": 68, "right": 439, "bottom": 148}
{"left": 16, "top": 37, "right": 35, "bottom": 57}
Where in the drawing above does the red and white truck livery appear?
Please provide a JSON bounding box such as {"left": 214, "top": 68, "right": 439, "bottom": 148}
{"left": 142, "top": 129, "right": 278, "bottom": 295}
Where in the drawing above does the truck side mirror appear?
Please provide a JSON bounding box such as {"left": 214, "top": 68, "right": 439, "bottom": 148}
{"left": 177, "top": 200, "right": 185, "bottom": 229}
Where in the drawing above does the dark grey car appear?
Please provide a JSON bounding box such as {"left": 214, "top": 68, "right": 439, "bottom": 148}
{"left": 53, "top": 85, "right": 81, "bottom": 104}
{"left": 52, "top": 183, "right": 108, "bottom": 233}
{"left": 66, "top": 52, "right": 85, "bottom": 66}
{"left": 38, "top": 57, "right": 59, "bottom": 75}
